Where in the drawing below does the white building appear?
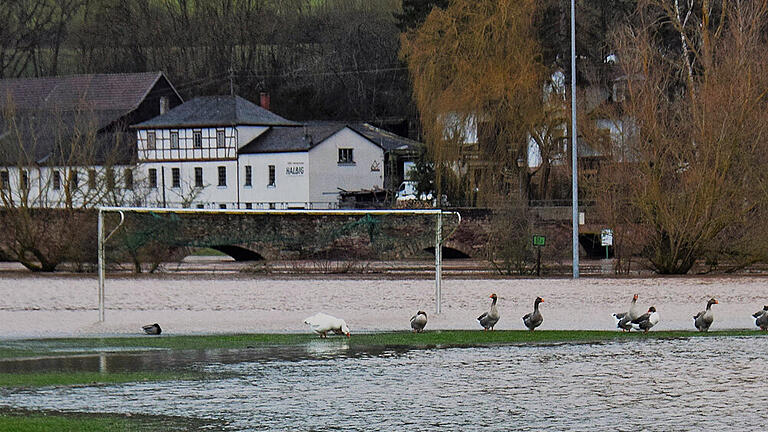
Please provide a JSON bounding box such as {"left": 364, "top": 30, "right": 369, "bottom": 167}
{"left": 133, "top": 95, "right": 411, "bottom": 209}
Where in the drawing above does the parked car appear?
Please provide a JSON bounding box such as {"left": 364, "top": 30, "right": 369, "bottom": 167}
{"left": 396, "top": 181, "right": 432, "bottom": 202}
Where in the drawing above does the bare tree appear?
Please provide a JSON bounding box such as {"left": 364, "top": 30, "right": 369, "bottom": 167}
{"left": 594, "top": 0, "right": 768, "bottom": 273}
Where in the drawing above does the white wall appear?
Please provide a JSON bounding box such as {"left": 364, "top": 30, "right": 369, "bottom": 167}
{"left": 238, "top": 152, "right": 310, "bottom": 208}
{"left": 0, "top": 165, "right": 144, "bottom": 208}
{"left": 308, "top": 127, "right": 384, "bottom": 206}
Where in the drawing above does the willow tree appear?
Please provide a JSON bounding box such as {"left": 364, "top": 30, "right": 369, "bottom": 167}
{"left": 400, "top": 0, "right": 557, "bottom": 206}
{"left": 602, "top": 0, "right": 768, "bottom": 273}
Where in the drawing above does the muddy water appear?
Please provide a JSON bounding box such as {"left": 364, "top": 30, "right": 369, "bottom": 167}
{"left": 2, "top": 337, "right": 767, "bottom": 430}
{"left": 1, "top": 273, "right": 768, "bottom": 337}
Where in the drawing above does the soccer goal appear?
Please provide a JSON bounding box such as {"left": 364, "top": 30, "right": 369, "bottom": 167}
{"left": 96, "top": 206, "right": 462, "bottom": 322}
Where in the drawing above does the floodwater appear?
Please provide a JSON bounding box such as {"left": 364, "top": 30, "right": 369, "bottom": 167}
{"left": 2, "top": 337, "right": 768, "bottom": 430}
{"left": 1, "top": 270, "right": 768, "bottom": 337}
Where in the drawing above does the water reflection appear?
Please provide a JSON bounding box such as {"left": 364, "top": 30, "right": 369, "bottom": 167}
{"left": 2, "top": 337, "right": 768, "bottom": 430}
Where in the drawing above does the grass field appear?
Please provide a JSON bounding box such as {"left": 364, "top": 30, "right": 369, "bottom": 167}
{"left": 1, "top": 329, "right": 763, "bottom": 363}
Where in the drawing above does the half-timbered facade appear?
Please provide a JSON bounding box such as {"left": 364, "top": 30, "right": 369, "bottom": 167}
{"left": 133, "top": 95, "right": 411, "bottom": 209}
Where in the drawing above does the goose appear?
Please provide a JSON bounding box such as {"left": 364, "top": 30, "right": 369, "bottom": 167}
{"left": 142, "top": 323, "right": 161, "bottom": 335}
{"left": 693, "top": 298, "right": 718, "bottom": 332}
{"left": 304, "top": 312, "right": 351, "bottom": 338}
{"left": 522, "top": 297, "right": 544, "bottom": 331}
{"left": 612, "top": 293, "right": 643, "bottom": 331}
{"left": 753, "top": 305, "right": 768, "bottom": 330}
{"left": 478, "top": 293, "right": 500, "bottom": 331}
{"left": 410, "top": 311, "right": 428, "bottom": 333}
{"left": 631, "top": 306, "right": 659, "bottom": 333}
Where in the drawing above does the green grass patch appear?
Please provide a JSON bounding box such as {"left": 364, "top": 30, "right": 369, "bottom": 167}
{"left": 0, "top": 408, "right": 210, "bottom": 431}
{"left": 0, "top": 371, "right": 203, "bottom": 389}
{"left": 1, "top": 329, "right": 764, "bottom": 361}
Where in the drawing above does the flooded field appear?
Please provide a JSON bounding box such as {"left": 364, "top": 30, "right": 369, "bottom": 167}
{"left": 1, "top": 268, "right": 768, "bottom": 337}
{"left": 2, "top": 337, "right": 767, "bottom": 430}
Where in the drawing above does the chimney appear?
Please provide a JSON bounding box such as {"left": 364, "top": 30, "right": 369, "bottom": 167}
{"left": 259, "top": 92, "right": 270, "bottom": 111}
{"left": 160, "top": 96, "right": 169, "bottom": 115}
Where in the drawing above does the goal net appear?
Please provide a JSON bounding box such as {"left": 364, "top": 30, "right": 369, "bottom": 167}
{"left": 96, "top": 207, "right": 461, "bottom": 321}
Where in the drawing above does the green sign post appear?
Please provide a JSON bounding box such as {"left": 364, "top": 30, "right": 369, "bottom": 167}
{"left": 532, "top": 235, "right": 546, "bottom": 276}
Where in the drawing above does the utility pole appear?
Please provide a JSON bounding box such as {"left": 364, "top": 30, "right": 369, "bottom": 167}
{"left": 571, "top": 0, "right": 579, "bottom": 279}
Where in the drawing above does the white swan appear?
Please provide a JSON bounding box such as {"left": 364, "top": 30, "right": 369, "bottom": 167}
{"left": 304, "top": 313, "right": 351, "bottom": 338}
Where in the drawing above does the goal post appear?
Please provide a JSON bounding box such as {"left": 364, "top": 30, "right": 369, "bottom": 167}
{"left": 96, "top": 206, "right": 461, "bottom": 322}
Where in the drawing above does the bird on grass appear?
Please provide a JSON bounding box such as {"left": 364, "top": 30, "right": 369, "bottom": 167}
{"left": 753, "top": 305, "right": 768, "bottom": 331}
{"left": 613, "top": 293, "right": 643, "bottom": 331}
{"left": 693, "top": 298, "right": 719, "bottom": 332}
{"left": 631, "top": 307, "right": 659, "bottom": 333}
{"left": 142, "top": 323, "right": 161, "bottom": 335}
{"left": 410, "top": 311, "right": 427, "bottom": 333}
{"left": 522, "top": 297, "right": 544, "bottom": 331}
{"left": 304, "top": 312, "right": 351, "bottom": 338}
{"left": 478, "top": 293, "right": 500, "bottom": 331}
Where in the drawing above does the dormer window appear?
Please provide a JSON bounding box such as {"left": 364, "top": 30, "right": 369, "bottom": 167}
{"left": 147, "top": 131, "right": 156, "bottom": 150}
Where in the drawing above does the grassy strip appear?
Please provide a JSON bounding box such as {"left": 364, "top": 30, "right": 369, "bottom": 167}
{"left": 0, "top": 371, "right": 203, "bottom": 388}
{"left": 1, "top": 329, "right": 764, "bottom": 360}
{"left": 0, "top": 408, "right": 210, "bottom": 431}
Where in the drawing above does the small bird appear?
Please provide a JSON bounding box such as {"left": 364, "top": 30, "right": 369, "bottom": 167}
{"left": 522, "top": 297, "right": 544, "bottom": 331}
{"left": 142, "top": 323, "right": 161, "bottom": 335}
{"left": 631, "top": 306, "right": 659, "bottom": 333}
{"left": 304, "top": 312, "right": 351, "bottom": 338}
{"left": 753, "top": 305, "right": 768, "bottom": 331}
{"left": 478, "top": 293, "right": 500, "bottom": 331}
{"left": 693, "top": 298, "right": 718, "bottom": 332}
{"left": 410, "top": 311, "right": 428, "bottom": 333}
{"left": 613, "top": 293, "right": 642, "bottom": 331}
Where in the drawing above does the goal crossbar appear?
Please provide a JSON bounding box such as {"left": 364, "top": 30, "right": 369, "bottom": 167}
{"left": 96, "top": 206, "right": 461, "bottom": 322}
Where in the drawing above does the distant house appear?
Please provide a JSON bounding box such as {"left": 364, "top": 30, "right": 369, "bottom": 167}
{"left": 133, "top": 95, "right": 421, "bottom": 209}
{"left": 0, "top": 72, "right": 182, "bottom": 207}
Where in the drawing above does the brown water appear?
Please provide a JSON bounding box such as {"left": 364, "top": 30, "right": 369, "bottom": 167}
{"left": 1, "top": 273, "right": 768, "bottom": 337}
{"left": 1, "top": 338, "right": 767, "bottom": 430}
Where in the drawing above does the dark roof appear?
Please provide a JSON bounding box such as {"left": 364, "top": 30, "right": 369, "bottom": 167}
{"left": 239, "top": 121, "right": 423, "bottom": 154}
{"left": 133, "top": 95, "right": 299, "bottom": 129}
{"left": 348, "top": 123, "right": 422, "bottom": 153}
{"left": 0, "top": 72, "right": 180, "bottom": 165}
{"left": 0, "top": 71, "right": 177, "bottom": 112}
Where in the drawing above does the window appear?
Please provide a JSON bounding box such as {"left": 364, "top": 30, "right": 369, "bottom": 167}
{"left": 194, "top": 167, "right": 203, "bottom": 187}
{"left": 69, "top": 170, "right": 78, "bottom": 189}
{"left": 219, "top": 203, "right": 227, "bottom": 209}
{"left": 124, "top": 169, "right": 133, "bottom": 189}
{"left": 88, "top": 169, "right": 97, "bottom": 189}
{"left": 172, "top": 168, "right": 180, "bottom": 188}
{"left": 216, "top": 130, "right": 225, "bottom": 148}
{"left": 106, "top": 168, "right": 115, "bottom": 190}
{"left": 268, "top": 165, "right": 275, "bottom": 187}
{"left": 147, "top": 131, "right": 156, "bottom": 150}
{"left": 148, "top": 168, "right": 158, "bottom": 188}
{"left": 170, "top": 131, "right": 179, "bottom": 149}
{"left": 20, "top": 170, "right": 29, "bottom": 190}
{"left": 52, "top": 171, "right": 61, "bottom": 190}
{"left": 245, "top": 202, "right": 252, "bottom": 209}
{"left": 193, "top": 131, "right": 203, "bottom": 149}
{"left": 244, "top": 165, "right": 252, "bottom": 186}
{"left": 218, "top": 166, "right": 226, "bottom": 187}
{"left": 338, "top": 148, "right": 354, "bottom": 163}
{"left": 196, "top": 204, "right": 204, "bottom": 209}
{"left": 0, "top": 170, "right": 9, "bottom": 189}
{"left": 269, "top": 202, "right": 276, "bottom": 209}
